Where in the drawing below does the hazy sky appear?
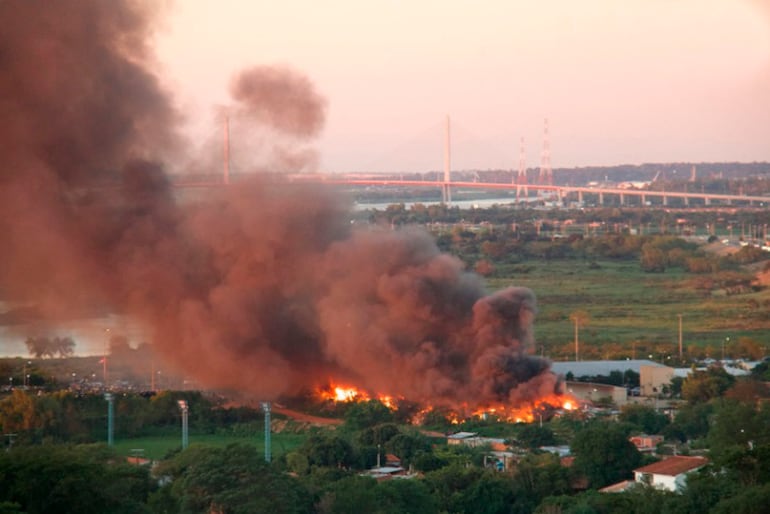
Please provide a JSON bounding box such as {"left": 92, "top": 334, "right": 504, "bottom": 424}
{"left": 157, "top": 0, "right": 770, "bottom": 173}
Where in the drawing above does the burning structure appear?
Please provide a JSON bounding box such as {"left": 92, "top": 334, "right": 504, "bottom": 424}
{"left": 0, "top": 0, "right": 567, "bottom": 419}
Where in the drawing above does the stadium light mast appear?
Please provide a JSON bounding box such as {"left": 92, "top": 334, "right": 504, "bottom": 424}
{"left": 104, "top": 393, "right": 114, "bottom": 446}
{"left": 178, "top": 400, "right": 189, "bottom": 450}
{"left": 261, "top": 402, "right": 271, "bottom": 463}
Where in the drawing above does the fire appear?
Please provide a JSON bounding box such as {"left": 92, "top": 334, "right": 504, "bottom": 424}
{"left": 316, "top": 383, "right": 399, "bottom": 410}
{"left": 316, "top": 381, "right": 579, "bottom": 424}
{"left": 317, "top": 384, "right": 369, "bottom": 402}
{"left": 470, "top": 394, "right": 579, "bottom": 423}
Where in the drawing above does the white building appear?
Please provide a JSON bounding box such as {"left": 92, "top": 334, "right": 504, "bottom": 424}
{"left": 633, "top": 456, "right": 708, "bottom": 492}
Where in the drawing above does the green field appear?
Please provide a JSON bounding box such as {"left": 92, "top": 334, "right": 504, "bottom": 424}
{"left": 112, "top": 432, "right": 307, "bottom": 460}
{"left": 487, "top": 259, "right": 770, "bottom": 360}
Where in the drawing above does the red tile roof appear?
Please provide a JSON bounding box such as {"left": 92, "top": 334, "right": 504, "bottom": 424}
{"left": 634, "top": 456, "right": 708, "bottom": 476}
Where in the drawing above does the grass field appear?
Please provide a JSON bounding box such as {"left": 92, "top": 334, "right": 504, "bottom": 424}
{"left": 113, "top": 432, "right": 307, "bottom": 460}
{"left": 487, "top": 258, "right": 770, "bottom": 359}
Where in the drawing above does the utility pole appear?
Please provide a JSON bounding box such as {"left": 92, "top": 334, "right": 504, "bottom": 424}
{"left": 574, "top": 317, "right": 579, "bottom": 362}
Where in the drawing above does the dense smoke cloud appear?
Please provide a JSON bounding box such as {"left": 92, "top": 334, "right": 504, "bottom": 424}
{"left": 230, "top": 66, "right": 327, "bottom": 139}
{"left": 0, "top": 1, "right": 560, "bottom": 408}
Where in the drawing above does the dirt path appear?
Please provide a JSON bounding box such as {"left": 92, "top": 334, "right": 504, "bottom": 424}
{"left": 272, "top": 405, "right": 343, "bottom": 426}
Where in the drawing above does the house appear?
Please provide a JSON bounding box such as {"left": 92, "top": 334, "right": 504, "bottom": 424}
{"left": 633, "top": 456, "right": 708, "bottom": 491}
{"left": 361, "top": 466, "right": 408, "bottom": 481}
{"left": 447, "top": 432, "right": 507, "bottom": 451}
{"left": 629, "top": 434, "right": 664, "bottom": 453}
{"left": 447, "top": 432, "right": 479, "bottom": 445}
{"left": 384, "top": 453, "right": 401, "bottom": 467}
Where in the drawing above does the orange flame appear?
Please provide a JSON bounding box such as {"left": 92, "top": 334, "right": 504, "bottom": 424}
{"left": 316, "top": 382, "right": 400, "bottom": 410}
{"left": 470, "top": 394, "right": 579, "bottom": 423}
{"left": 316, "top": 381, "right": 579, "bottom": 423}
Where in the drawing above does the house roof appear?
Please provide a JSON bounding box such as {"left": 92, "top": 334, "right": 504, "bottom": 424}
{"left": 599, "top": 480, "right": 636, "bottom": 493}
{"left": 447, "top": 431, "right": 478, "bottom": 440}
{"left": 634, "top": 456, "right": 708, "bottom": 476}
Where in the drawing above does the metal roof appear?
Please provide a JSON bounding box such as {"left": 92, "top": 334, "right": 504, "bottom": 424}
{"left": 551, "top": 360, "right": 668, "bottom": 377}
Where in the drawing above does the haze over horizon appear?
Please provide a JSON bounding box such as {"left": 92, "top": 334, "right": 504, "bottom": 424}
{"left": 157, "top": 0, "right": 770, "bottom": 174}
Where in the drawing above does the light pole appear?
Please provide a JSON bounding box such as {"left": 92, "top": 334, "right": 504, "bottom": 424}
{"left": 677, "top": 314, "right": 683, "bottom": 361}
{"left": 103, "top": 328, "right": 110, "bottom": 388}
{"left": 23, "top": 361, "right": 31, "bottom": 388}
{"left": 723, "top": 337, "right": 730, "bottom": 361}
{"left": 178, "top": 400, "right": 189, "bottom": 450}
{"left": 261, "top": 402, "right": 271, "bottom": 463}
{"left": 104, "top": 393, "right": 114, "bottom": 446}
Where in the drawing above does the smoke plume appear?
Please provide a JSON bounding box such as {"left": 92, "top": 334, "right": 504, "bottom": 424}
{"left": 0, "top": 1, "right": 560, "bottom": 408}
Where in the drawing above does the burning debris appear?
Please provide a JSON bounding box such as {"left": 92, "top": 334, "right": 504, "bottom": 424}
{"left": 0, "top": 0, "right": 567, "bottom": 414}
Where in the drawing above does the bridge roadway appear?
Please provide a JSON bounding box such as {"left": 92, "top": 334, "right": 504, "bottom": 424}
{"left": 171, "top": 176, "right": 769, "bottom": 207}
{"left": 288, "top": 178, "right": 769, "bottom": 207}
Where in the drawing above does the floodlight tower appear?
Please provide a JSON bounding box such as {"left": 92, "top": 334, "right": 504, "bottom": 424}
{"left": 262, "top": 402, "right": 272, "bottom": 463}
{"left": 104, "top": 393, "right": 114, "bottom": 446}
{"left": 177, "top": 400, "right": 189, "bottom": 450}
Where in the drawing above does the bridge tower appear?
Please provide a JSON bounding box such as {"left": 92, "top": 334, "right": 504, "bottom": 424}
{"left": 517, "top": 137, "right": 527, "bottom": 185}
{"left": 223, "top": 114, "right": 230, "bottom": 185}
{"left": 539, "top": 118, "right": 553, "bottom": 186}
{"left": 442, "top": 115, "right": 452, "bottom": 204}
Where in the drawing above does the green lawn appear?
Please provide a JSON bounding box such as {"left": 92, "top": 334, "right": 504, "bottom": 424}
{"left": 113, "top": 432, "right": 307, "bottom": 460}
{"left": 487, "top": 258, "right": 770, "bottom": 359}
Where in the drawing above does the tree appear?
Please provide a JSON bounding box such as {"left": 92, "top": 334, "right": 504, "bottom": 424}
{"left": 317, "top": 475, "right": 377, "bottom": 514}
{"left": 640, "top": 244, "right": 666, "bottom": 272}
{"left": 159, "top": 443, "right": 310, "bottom": 514}
{"left": 375, "top": 478, "right": 437, "bottom": 514}
{"left": 0, "top": 445, "right": 155, "bottom": 514}
{"left": 511, "top": 452, "right": 571, "bottom": 512}
{"left": 51, "top": 337, "right": 75, "bottom": 358}
{"left": 301, "top": 433, "right": 356, "bottom": 469}
{"left": 24, "top": 337, "right": 54, "bottom": 359}
{"left": 24, "top": 336, "right": 75, "bottom": 358}
{"left": 384, "top": 432, "right": 430, "bottom": 467}
{"left": 681, "top": 366, "right": 735, "bottom": 404}
{"left": 343, "top": 400, "right": 394, "bottom": 431}
{"left": 0, "top": 389, "right": 37, "bottom": 435}
{"left": 669, "top": 402, "right": 713, "bottom": 441}
{"left": 571, "top": 423, "right": 642, "bottom": 488}
{"left": 619, "top": 404, "right": 670, "bottom": 434}
{"left": 515, "top": 424, "right": 557, "bottom": 449}
{"left": 707, "top": 399, "right": 770, "bottom": 462}
{"left": 357, "top": 423, "right": 401, "bottom": 447}
{"left": 710, "top": 483, "right": 770, "bottom": 514}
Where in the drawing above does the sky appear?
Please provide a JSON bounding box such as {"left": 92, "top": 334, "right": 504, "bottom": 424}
{"left": 156, "top": 0, "right": 770, "bottom": 173}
